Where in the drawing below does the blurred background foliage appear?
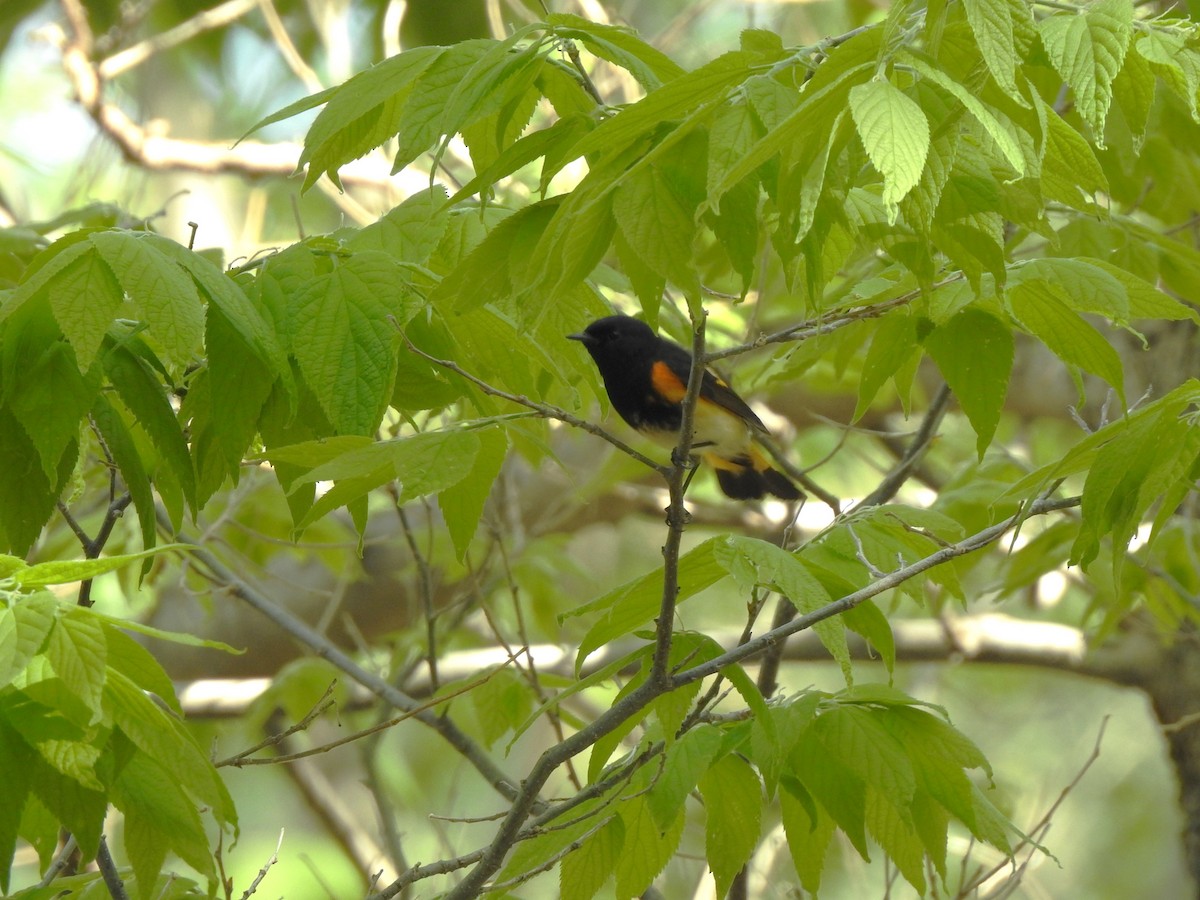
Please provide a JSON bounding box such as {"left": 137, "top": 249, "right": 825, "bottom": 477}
{"left": 0, "top": 0, "right": 1195, "bottom": 896}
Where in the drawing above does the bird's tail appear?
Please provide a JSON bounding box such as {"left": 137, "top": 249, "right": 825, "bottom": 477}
{"left": 704, "top": 446, "right": 802, "bottom": 501}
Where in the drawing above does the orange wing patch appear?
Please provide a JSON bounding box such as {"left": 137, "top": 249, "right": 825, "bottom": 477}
{"left": 649, "top": 360, "right": 687, "bottom": 402}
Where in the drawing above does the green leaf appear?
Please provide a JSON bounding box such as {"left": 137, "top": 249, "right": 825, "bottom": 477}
{"left": 104, "top": 344, "right": 196, "bottom": 510}
{"left": 572, "top": 537, "right": 728, "bottom": 672}
{"left": 781, "top": 779, "right": 836, "bottom": 894}
{"left": 0, "top": 720, "right": 34, "bottom": 891}
{"left": 855, "top": 312, "right": 921, "bottom": 420}
{"left": 439, "top": 425, "right": 507, "bottom": 561}
{"left": 849, "top": 79, "right": 931, "bottom": 221}
{"left": 560, "top": 816, "right": 623, "bottom": 900}
{"left": 14, "top": 544, "right": 187, "bottom": 587}
{"left": 922, "top": 307, "right": 1013, "bottom": 456}
{"left": 0, "top": 406, "right": 69, "bottom": 555}
{"left": 26, "top": 754, "right": 107, "bottom": 859}
{"left": 647, "top": 724, "right": 725, "bottom": 830}
{"left": 962, "top": 0, "right": 1033, "bottom": 98}
{"left": 897, "top": 50, "right": 1026, "bottom": 175}
{"left": 146, "top": 235, "right": 285, "bottom": 379}
{"left": 1137, "top": 30, "right": 1200, "bottom": 122}
{"left": 1038, "top": 96, "right": 1109, "bottom": 210}
{"left": 8, "top": 339, "right": 97, "bottom": 483}
{"left": 0, "top": 592, "right": 57, "bottom": 685}
{"left": 1038, "top": 0, "right": 1132, "bottom": 137}
{"left": 103, "top": 625, "right": 182, "bottom": 715}
{"left": 0, "top": 238, "right": 94, "bottom": 327}
{"left": 1009, "top": 279, "right": 1125, "bottom": 398}
{"left": 566, "top": 50, "right": 756, "bottom": 164}
{"left": 291, "top": 252, "right": 419, "bottom": 435}
{"left": 349, "top": 186, "right": 451, "bottom": 263}
{"left": 433, "top": 202, "right": 553, "bottom": 314}
{"left": 716, "top": 535, "right": 851, "bottom": 684}
{"left": 614, "top": 797, "right": 684, "bottom": 899}
{"left": 547, "top": 14, "right": 685, "bottom": 90}
{"left": 237, "top": 85, "right": 338, "bottom": 142}
{"left": 390, "top": 41, "right": 495, "bottom": 177}
{"left": 45, "top": 607, "right": 107, "bottom": 724}
{"left": 89, "top": 232, "right": 204, "bottom": 373}
{"left": 90, "top": 394, "right": 157, "bottom": 556}
{"left": 106, "top": 670, "right": 236, "bottom": 825}
{"left": 695, "top": 754, "right": 761, "bottom": 898}
{"left": 47, "top": 249, "right": 124, "bottom": 371}
{"left": 612, "top": 164, "right": 698, "bottom": 292}
{"left": 298, "top": 45, "right": 445, "bottom": 188}
{"left": 113, "top": 749, "right": 216, "bottom": 884}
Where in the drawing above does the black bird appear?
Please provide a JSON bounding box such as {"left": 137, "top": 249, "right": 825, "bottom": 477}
{"left": 569, "top": 315, "right": 801, "bottom": 501}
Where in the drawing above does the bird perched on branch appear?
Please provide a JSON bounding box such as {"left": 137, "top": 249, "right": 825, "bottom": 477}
{"left": 569, "top": 315, "right": 801, "bottom": 501}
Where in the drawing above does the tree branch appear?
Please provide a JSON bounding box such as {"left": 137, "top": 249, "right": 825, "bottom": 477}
{"left": 159, "top": 511, "right": 526, "bottom": 807}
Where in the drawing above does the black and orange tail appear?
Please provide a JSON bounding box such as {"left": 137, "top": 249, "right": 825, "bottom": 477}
{"left": 705, "top": 447, "right": 803, "bottom": 501}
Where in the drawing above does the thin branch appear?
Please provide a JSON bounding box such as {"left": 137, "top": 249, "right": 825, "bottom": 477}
{"left": 98, "top": 0, "right": 260, "bottom": 79}
{"left": 216, "top": 681, "right": 338, "bottom": 766}
{"left": 96, "top": 836, "right": 131, "bottom": 900}
{"left": 238, "top": 829, "right": 285, "bottom": 899}
{"left": 218, "top": 667, "right": 509, "bottom": 767}
{"left": 857, "top": 381, "right": 953, "bottom": 508}
{"left": 34, "top": 835, "right": 79, "bottom": 888}
{"left": 395, "top": 500, "right": 440, "bottom": 691}
{"left": 652, "top": 309, "right": 708, "bottom": 685}
{"left": 398, "top": 329, "right": 670, "bottom": 475}
{"left": 704, "top": 275, "right": 963, "bottom": 364}
{"left": 159, "top": 510, "right": 526, "bottom": 807}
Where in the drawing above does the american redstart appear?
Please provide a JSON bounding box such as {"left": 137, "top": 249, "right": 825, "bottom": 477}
{"left": 569, "top": 315, "right": 802, "bottom": 501}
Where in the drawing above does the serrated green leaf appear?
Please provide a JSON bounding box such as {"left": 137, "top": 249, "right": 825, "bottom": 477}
{"left": 26, "top": 754, "right": 107, "bottom": 859}
{"left": 548, "top": 14, "right": 685, "bottom": 90}
{"left": 0, "top": 592, "right": 57, "bottom": 685}
{"left": 439, "top": 425, "right": 507, "bottom": 561}
{"left": 962, "top": 0, "right": 1029, "bottom": 98}
{"left": 716, "top": 535, "right": 850, "bottom": 684}
{"left": 647, "top": 724, "right": 724, "bottom": 830}
{"left": 850, "top": 80, "right": 930, "bottom": 221}
{"left": 855, "top": 313, "right": 922, "bottom": 420}
{"left": 572, "top": 538, "right": 728, "bottom": 672}
{"left": 297, "top": 46, "right": 445, "bottom": 187}
{"left": 89, "top": 232, "right": 204, "bottom": 373}
{"left": 615, "top": 797, "right": 684, "bottom": 899}
{"left": 1038, "top": 96, "right": 1109, "bottom": 209}
{"left": 612, "top": 165, "right": 698, "bottom": 292}
{"left": 433, "top": 202, "right": 551, "bottom": 314}
{"left": 567, "top": 50, "right": 756, "bottom": 164}
{"left": 0, "top": 238, "right": 94, "bottom": 328}
{"left": 922, "top": 307, "right": 1012, "bottom": 456}
{"left": 45, "top": 608, "right": 106, "bottom": 723}
{"left": 1137, "top": 30, "right": 1200, "bottom": 122}
{"left": 1038, "top": 0, "right": 1132, "bottom": 137}
{"left": 89, "top": 394, "right": 157, "bottom": 556}
{"left": 15, "top": 544, "right": 187, "bottom": 587}
{"left": 1009, "top": 279, "right": 1125, "bottom": 398}
{"left": 106, "top": 670, "right": 235, "bottom": 824}
{"left": 700, "top": 754, "right": 762, "bottom": 899}
{"left": 104, "top": 344, "right": 196, "bottom": 510}
{"left": 1112, "top": 37, "right": 1155, "bottom": 147}
{"left": 47, "top": 249, "right": 124, "bottom": 371}
{"left": 897, "top": 50, "right": 1026, "bottom": 175}
{"left": 114, "top": 749, "right": 216, "bottom": 884}
{"left": 8, "top": 340, "right": 97, "bottom": 483}
{"left": 291, "top": 252, "right": 418, "bottom": 435}
{"left": 560, "top": 815, "right": 623, "bottom": 900}
{"left": 781, "top": 779, "right": 836, "bottom": 894}
{"left": 390, "top": 41, "right": 494, "bottom": 177}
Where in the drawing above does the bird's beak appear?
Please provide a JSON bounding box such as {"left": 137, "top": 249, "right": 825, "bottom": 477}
{"left": 567, "top": 332, "right": 593, "bottom": 346}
